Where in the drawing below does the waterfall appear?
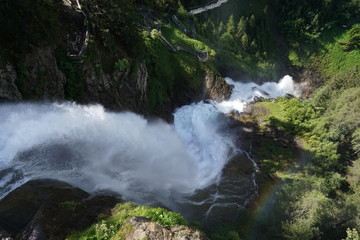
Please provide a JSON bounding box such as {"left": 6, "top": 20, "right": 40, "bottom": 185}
{"left": 0, "top": 75, "right": 300, "bottom": 220}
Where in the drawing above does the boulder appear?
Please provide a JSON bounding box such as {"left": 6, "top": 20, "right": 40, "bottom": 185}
{"left": 204, "top": 71, "right": 232, "bottom": 102}
{"left": 252, "top": 96, "right": 265, "bottom": 103}
{"left": 0, "top": 179, "right": 119, "bottom": 240}
{"left": 116, "top": 217, "right": 208, "bottom": 240}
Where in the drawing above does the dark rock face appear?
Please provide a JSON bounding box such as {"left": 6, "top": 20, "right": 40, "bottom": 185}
{"left": 204, "top": 71, "right": 232, "bottom": 102}
{"left": 0, "top": 179, "right": 119, "bottom": 240}
{"left": 0, "top": 229, "right": 13, "bottom": 240}
{"left": 80, "top": 61, "right": 148, "bottom": 113}
{"left": 0, "top": 64, "right": 22, "bottom": 101}
{"left": 290, "top": 66, "right": 324, "bottom": 98}
{"left": 0, "top": 179, "right": 88, "bottom": 235}
{"left": 252, "top": 96, "right": 265, "bottom": 103}
{"left": 0, "top": 0, "right": 150, "bottom": 115}
{"left": 0, "top": 179, "right": 209, "bottom": 240}
{"left": 23, "top": 47, "right": 67, "bottom": 99}
{"left": 0, "top": 0, "right": 230, "bottom": 120}
{"left": 1, "top": 47, "right": 67, "bottom": 102}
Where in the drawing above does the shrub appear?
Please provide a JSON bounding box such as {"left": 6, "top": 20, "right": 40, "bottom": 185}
{"left": 114, "top": 58, "right": 130, "bottom": 72}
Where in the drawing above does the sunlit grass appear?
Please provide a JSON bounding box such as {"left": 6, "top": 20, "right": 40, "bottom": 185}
{"left": 288, "top": 26, "right": 360, "bottom": 77}
{"left": 161, "top": 24, "right": 212, "bottom": 53}
{"left": 66, "top": 202, "right": 188, "bottom": 240}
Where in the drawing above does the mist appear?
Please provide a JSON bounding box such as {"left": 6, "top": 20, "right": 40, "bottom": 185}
{"left": 0, "top": 102, "right": 233, "bottom": 204}
{"left": 0, "top": 75, "right": 301, "bottom": 209}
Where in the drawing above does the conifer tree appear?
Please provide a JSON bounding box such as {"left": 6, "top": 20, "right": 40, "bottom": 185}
{"left": 235, "top": 16, "right": 247, "bottom": 40}
{"left": 226, "top": 15, "right": 235, "bottom": 35}
{"left": 218, "top": 21, "right": 224, "bottom": 35}
{"left": 241, "top": 33, "right": 249, "bottom": 49}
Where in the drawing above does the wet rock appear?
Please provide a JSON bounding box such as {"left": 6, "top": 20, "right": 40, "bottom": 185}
{"left": 0, "top": 64, "right": 22, "bottom": 101}
{"left": 118, "top": 217, "right": 208, "bottom": 240}
{"left": 0, "top": 229, "right": 13, "bottom": 240}
{"left": 284, "top": 93, "right": 295, "bottom": 99}
{"left": 133, "top": 62, "right": 148, "bottom": 102}
{"left": 0, "top": 179, "right": 88, "bottom": 235}
{"left": 61, "top": 0, "right": 88, "bottom": 59}
{"left": 18, "top": 196, "right": 118, "bottom": 240}
{"left": 172, "top": 150, "right": 258, "bottom": 228}
{"left": 0, "top": 179, "right": 119, "bottom": 240}
{"left": 252, "top": 96, "right": 265, "bottom": 103}
{"left": 223, "top": 153, "right": 256, "bottom": 177}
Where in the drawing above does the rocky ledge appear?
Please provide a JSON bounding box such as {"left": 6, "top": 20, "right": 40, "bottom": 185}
{"left": 117, "top": 217, "right": 208, "bottom": 240}
{"left": 0, "top": 180, "right": 209, "bottom": 240}
{"left": 0, "top": 179, "right": 119, "bottom": 240}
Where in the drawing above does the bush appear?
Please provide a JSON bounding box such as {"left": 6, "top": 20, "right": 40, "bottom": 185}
{"left": 114, "top": 58, "right": 130, "bottom": 72}
{"left": 339, "top": 24, "right": 360, "bottom": 51}
{"left": 344, "top": 228, "right": 360, "bottom": 240}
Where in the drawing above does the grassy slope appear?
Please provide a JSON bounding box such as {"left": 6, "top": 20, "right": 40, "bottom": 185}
{"left": 288, "top": 26, "right": 360, "bottom": 76}
{"left": 142, "top": 20, "right": 217, "bottom": 114}
{"left": 210, "top": 23, "right": 360, "bottom": 239}
{"left": 253, "top": 23, "right": 359, "bottom": 180}
{"left": 260, "top": 24, "right": 359, "bottom": 236}
{"left": 190, "top": 0, "right": 282, "bottom": 81}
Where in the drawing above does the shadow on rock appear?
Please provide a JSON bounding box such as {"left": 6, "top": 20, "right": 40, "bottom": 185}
{"left": 0, "top": 179, "right": 120, "bottom": 240}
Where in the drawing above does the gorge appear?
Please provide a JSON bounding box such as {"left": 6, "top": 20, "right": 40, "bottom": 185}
{"left": 0, "top": 0, "right": 359, "bottom": 239}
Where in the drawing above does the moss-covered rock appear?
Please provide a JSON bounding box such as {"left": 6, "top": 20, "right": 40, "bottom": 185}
{"left": 66, "top": 202, "right": 208, "bottom": 240}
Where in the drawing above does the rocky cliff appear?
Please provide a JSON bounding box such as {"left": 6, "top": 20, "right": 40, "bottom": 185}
{"left": 0, "top": 0, "right": 231, "bottom": 118}
{"left": 0, "top": 0, "right": 149, "bottom": 113}
{"left": 204, "top": 70, "right": 232, "bottom": 102}
{"left": 0, "top": 180, "right": 208, "bottom": 240}
{"left": 0, "top": 64, "right": 21, "bottom": 102}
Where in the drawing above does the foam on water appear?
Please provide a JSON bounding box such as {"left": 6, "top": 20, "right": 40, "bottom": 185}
{"left": 0, "top": 103, "right": 199, "bottom": 201}
{"left": 216, "top": 75, "right": 301, "bottom": 113}
{"left": 174, "top": 102, "right": 235, "bottom": 187}
{"left": 0, "top": 102, "right": 234, "bottom": 204}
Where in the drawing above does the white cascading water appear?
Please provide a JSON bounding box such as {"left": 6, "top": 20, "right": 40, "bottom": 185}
{"left": 0, "top": 75, "right": 300, "bottom": 214}
{"left": 174, "top": 103, "right": 235, "bottom": 187}
{"left": 0, "top": 104, "right": 200, "bottom": 202}
{"left": 216, "top": 75, "right": 301, "bottom": 114}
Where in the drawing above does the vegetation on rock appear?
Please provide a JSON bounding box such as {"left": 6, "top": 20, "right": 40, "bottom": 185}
{"left": 66, "top": 202, "right": 198, "bottom": 240}
{"left": 208, "top": 1, "right": 359, "bottom": 238}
